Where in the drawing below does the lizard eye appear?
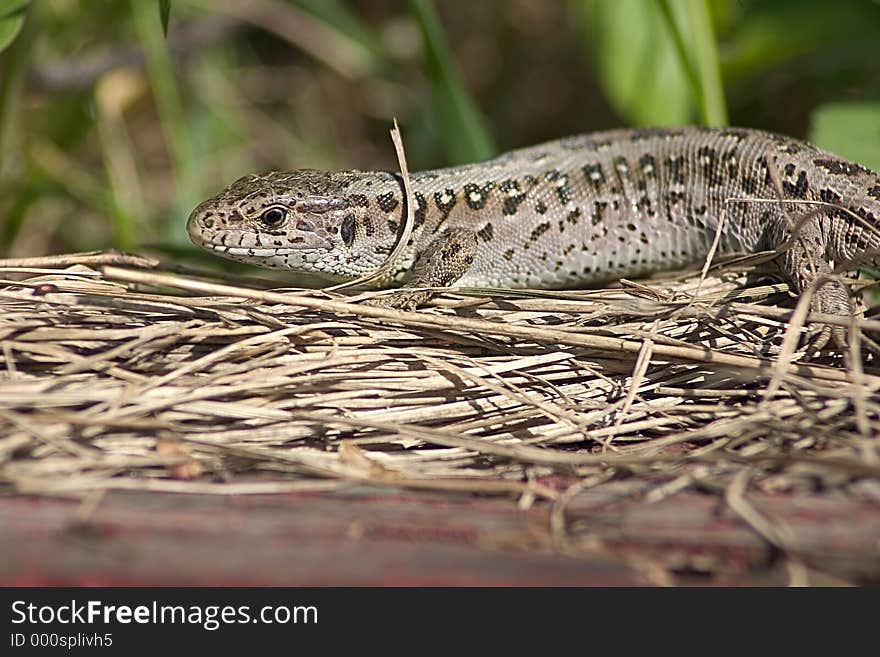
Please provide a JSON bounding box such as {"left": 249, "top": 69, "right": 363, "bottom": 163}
{"left": 260, "top": 207, "right": 287, "bottom": 226}
{"left": 340, "top": 214, "right": 355, "bottom": 246}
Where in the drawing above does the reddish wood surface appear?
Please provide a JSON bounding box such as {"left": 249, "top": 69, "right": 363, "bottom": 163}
{"left": 2, "top": 483, "right": 878, "bottom": 586}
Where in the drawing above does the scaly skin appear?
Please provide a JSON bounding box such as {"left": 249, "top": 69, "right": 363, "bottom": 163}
{"left": 187, "top": 127, "right": 880, "bottom": 316}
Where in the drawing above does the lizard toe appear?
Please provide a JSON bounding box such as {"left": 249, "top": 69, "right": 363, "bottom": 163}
{"left": 361, "top": 291, "right": 425, "bottom": 312}
{"left": 801, "top": 279, "right": 853, "bottom": 358}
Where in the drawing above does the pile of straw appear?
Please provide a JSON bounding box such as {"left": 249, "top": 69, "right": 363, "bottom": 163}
{"left": 1, "top": 251, "right": 877, "bottom": 518}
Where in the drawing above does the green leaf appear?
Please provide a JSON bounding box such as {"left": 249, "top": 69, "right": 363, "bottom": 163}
{"left": 409, "top": 0, "right": 496, "bottom": 164}
{"left": 0, "top": 0, "right": 28, "bottom": 54}
{"left": 658, "top": 0, "right": 728, "bottom": 126}
{"left": 573, "top": 0, "right": 695, "bottom": 126}
{"left": 158, "top": 0, "right": 170, "bottom": 37}
{"left": 723, "top": 1, "right": 880, "bottom": 86}
{"left": 0, "top": 0, "right": 29, "bottom": 21}
{"left": 809, "top": 101, "right": 880, "bottom": 172}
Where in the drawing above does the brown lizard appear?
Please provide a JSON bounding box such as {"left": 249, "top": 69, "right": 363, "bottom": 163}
{"left": 187, "top": 126, "right": 880, "bottom": 333}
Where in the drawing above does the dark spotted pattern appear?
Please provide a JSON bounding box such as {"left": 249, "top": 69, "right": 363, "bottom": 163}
{"left": 820, "top": 188, "right": 842, "bottom": 204}
{"left": 463, "top": 182, "right": 493, "bottom": 210}
{"left": 526, "top": 222, "right": 550, "bottom": 247}
{"left": 591, "top": 201, "right": 608, "bottom": 226}
{"left": 782, "top": 170, "right": 809, "bottom": 199}
{"left": 612, "top": 157, "right": 631, "bottom": 194}
{"left": 722, "top": 149, "right": 739, "bottom": 179}
{"left": 545, "top": 170, "right": 572, "bottom": 205}
{"left": 476, "top": 223, "right": 494, "bottom": 242}
{"left": 582, "top": 163, "right": 606, "bottom": 192}
{"left": 433, "top": 188, "right": 458, "bottom": 219}
{"left": 697, "top": 146, "right": 722, "bottom": 187}
{"left": 413, "top": 192, "right": 427, "bottom": 227}
{"left": 499, "top": 179, "right": 527, "bottom": 216}
{"left": 376, "top": 191, "right": 399, "bottom": 213}
{"left": 813, "top": 158, "right": 869, "bottom": 177}
{"left": 667, "top": 156, "right": 685, "bottom": 185}
{"left": 348, "top": 193, "right": 369, "bottom": 208}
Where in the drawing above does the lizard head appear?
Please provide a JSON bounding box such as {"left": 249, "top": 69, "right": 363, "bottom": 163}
{"left": 187, "top": 169, "right": 403, "bottom": 280}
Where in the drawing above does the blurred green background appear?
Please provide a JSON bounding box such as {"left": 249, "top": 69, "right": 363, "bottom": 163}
{"left": 1, "top": 0, "right": 879, "bottom": 265}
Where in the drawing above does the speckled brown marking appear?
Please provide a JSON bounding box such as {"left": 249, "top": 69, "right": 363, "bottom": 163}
{"left": 754, "top": 157, "right": 770, "bottom": 187}
{"left": 463, "top": 182, "right": 493, "bottom": 210}
{"left": 413, "top": 192, "right": 427, "bottom": 227}
{"left": 476, "top": 223, "right": 494, "bottom": 242}
{"left": 868, "top": 186, "right": 880, "bottom": 201}
{"left": 612, "top": 156, "right": 631, "bottom": 182}
{"left": 348, "top": 193, "right": 369, "bottom": 208}
{"left": 500, "top": 179, "right": 526, "bottom": 216}
{"left": 591, "top": 201, "right": 607, "bottom": 226}
{"left": 582, "top": 163, "right": 606, "bottom": 192}
{"left": 697, "top": 146, "right": 722, "bottom": 187}
{"left": 433, "top": 188, "right": 457, "bottom": 219}
{"left": 820, "top": 188, "right": 842, "bottom": 204}
{"left": 667, "top": 156, "right": 685, "bottom": 185}
{"left": 534, "top": 200, "right": 548, "bottom": 214}
{"left": 639, "top": 154, "right": 657, "bottom": 179}
{"left": 722, "top": 149, "right": 738, "bottom": 179}
{"left": 813, "top": 158, "right": 868, "bottom": 177}
{"left": 545, "top": 170, "right": 572, "bottom": 205}
{"left": 524, "top": 221, "right": 550, "bottom": 248}
{"left": 502, "top": 248, "right": 514, "bottom": 261}
{"left": 376, "top": 191, "right": 399, "bottom": 213}
{"left": 782, "top": 170, "right": 809, "bottom": 199}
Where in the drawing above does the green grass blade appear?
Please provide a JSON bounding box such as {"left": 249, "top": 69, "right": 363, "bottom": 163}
{"left": 656, "top": 0, "right": 700, "bottom": 103}
{"left": 0, "top": 3, "right": 30, "bottom": 181}
{"left": 408, "top": 0, "right": 495, "bottom": 164}
{"left": 158, "top": 0, "right": 170, "bottom": 37}
{"left": 686, "top": 0, "right": 727, "bottom": 126}
{"left": 131, "top": 0, "right": 198, "bottom": 244}
{"left": 660, "top": 0, "right": 728, "bottom": 126}
{"left": 572, "top": 0, "right": 694, "bottom": 126}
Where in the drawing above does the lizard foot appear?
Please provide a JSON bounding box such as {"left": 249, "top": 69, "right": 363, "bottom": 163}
{"left": 361, "top": 290, "right": 431, "bottom": 312}
{"left": 801, "top": 279, "right": 852, "bottom": 358}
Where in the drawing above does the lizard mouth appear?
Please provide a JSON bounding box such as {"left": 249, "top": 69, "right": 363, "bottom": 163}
{"left": 205, "top": 245, "right": 301, "bottom": 257}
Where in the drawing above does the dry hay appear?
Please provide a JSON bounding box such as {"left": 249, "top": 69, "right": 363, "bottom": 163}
{"left": 1, "top": 251, "right": 880, "bottom": 545}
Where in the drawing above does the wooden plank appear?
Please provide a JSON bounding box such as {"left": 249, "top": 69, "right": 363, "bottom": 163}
{"left": 2, "top": 483, "right": 877, "bottom": 585}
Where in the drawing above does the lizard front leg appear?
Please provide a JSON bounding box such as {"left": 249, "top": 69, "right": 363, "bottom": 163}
{"left": 363, "top": 227, "right": 478, "bottom": 310}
